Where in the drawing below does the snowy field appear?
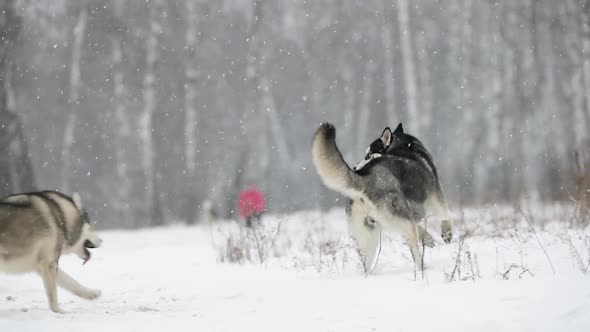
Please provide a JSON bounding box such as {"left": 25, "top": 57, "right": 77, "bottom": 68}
{"left": 1, "top": 206, "right": 590, "bottom": 332}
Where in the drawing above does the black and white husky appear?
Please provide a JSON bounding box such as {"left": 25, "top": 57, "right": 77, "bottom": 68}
{"left": 312, "top": 123, "right": 453, "bottom": 273}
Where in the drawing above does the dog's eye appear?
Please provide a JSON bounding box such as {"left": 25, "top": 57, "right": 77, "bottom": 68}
{"left": 364, "top": 217, "right": 377, "bottom": 229}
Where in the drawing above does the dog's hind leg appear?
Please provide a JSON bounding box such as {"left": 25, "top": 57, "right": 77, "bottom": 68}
{"left": 38, "top": 259, "right": 66, "bottom": 314}
{"left": 350, "top": 217, "right": 382, "bottom": 275}
{"left": 404, "top": 222, "right": 424, "bottom": 272}
{"left": 347, "top": 199, "right": 381, "bottom": 275}
{"left": 425, "top": 194, "right": 453, "bottom": 244}
{"left": 372, "top": 211, "right": 424, "bottom": 272}
{"left": 57, "top": 268, "right": 101, "bottom": 300}
{"left": 372, "top": 197, "right": 425, "bottom": 271}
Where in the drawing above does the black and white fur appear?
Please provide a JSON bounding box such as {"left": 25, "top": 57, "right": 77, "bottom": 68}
{"left": 312, "top": 123, "right": 453, "bottom": 274}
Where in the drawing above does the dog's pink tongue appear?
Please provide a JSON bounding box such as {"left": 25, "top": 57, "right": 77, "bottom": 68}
{"left": 83, "top": 251, "right": 91, "bottom": 265}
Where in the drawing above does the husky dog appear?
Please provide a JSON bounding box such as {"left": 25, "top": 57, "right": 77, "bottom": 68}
{"left": 0, "top": 191, "right": 102, "bottom": 313}
{"left": 359, "top": 123, "right": 453, "bottom": 244}
{"left": 312, "top": 123, "right": 453, "bottom": 273}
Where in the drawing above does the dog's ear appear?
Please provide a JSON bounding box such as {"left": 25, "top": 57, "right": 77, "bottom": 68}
{"left": 380, "top": 127, "right": 393, "bottom": 146}
{"left": 394, "top": 123, "right": 404, "bottom": 134}
{"left": 72, "top": 192, "right": 83, "bottom": 210}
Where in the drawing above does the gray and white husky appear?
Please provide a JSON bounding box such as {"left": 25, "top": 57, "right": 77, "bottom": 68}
{"left": 312, "top": 123, "right": 453, "bottom": 274}
{"left": 0, "top": 191, "right": 102, "bottom": 313}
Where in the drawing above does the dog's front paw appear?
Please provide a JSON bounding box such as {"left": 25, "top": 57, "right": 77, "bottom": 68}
{"left": 441, "top": 220, "right": 453, "bottom": 244}
{"left": 50, "top": 305, "right": 68, "bottom": 314}
{"left": 80, "top": 289, "right": 101, "bottom": 300}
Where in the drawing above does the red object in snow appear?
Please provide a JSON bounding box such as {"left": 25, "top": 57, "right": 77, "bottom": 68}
{"left": 237, "top": 187, "right": 266, "bottom": 218}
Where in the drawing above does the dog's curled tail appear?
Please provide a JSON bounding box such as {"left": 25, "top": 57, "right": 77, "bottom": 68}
{"left": 312, "top": 123, "right": 363, "bottom": 199}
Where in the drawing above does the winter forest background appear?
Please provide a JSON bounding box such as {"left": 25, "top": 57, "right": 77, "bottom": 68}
{"left": 0, "top": 0, "right": 589, "bottom": 229}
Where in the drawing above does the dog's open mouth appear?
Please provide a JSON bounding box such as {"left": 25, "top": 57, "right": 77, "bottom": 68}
{"left": 82, "top": 240, "right": 96, "bottom": 265}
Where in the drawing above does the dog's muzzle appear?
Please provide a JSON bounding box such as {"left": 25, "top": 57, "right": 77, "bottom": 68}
{"left": 82, "top": 236, "right": 102, "bottom": 265}
{"left": 84, "top": 237, "right": 102, "bottom": 249}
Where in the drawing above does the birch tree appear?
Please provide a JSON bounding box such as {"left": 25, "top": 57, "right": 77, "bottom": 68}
{"left": 478, "top": 1, "right": 504, "bottom": 201}
{"left": 563, "top": 0, "right": 590, "bottom": 220}
{"left": 397, "top": 0, "right": 419, "bottom": 133}
{"left": 246, "top": 0, "right": 290, "bottom": 176}
{"left": 563, "top": 0, "right": 589, "bottom": 147}
{"left": 580, "top": 0, "right": 590, "bottom": 217}
{"left": 183, "top": 0, "right": 201, "bottom": 224}
{"left": 356, "top": 59, "right": 377, "bottom": 155}
{"left": 582, "top": 1, "right": 590, "bottom": 129}
{"left": 142, "top": 0, "right": 164, "bottom": 226}
{"left": 415, "top": 2, "right": 433, "bottom": 130}
{"left": 381, "top": 0, "right": 397, "bottom": 125}
{"left": 243, "top": 0, "right": 269, "bottom": 184}
{"left": 0, "top": 0, "right": 35, "bottom": 196}
{"left": 459, "top": 0, "right": 478, "bottom": 196}
{"left": 110, "top": 0, "right": 133, "bottom": 225}
{"left": 61, "top": 6, "right": 88, "bottom": 192}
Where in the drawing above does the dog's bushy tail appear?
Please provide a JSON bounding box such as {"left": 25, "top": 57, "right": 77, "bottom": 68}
{"left": 312, "top": 123, "right": 363, "bottom": 199}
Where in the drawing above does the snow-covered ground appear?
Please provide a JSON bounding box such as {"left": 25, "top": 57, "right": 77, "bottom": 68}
{"left": 1, "top": 207, "right": 589, "bottom": 332}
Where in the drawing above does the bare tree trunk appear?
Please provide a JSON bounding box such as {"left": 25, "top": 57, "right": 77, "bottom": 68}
{"left": 142, "top": 0, "right": 164, "bottom": 226}
{"left": 460, "top": 0, "right": 474, "bottom": 125}
{"left": 260, "top": 74, "right": 290, "bottom": 166}
{"left": 0, "top": 0, "right": 35, "bottom": 196}
{"left": 460, "top": 0, "right": 478, "bottom": 197}
{"left": 415, "top": 3, "right": 433, "bottom": 131}
{"left": 61, "top": 7, "right": 87, "bottom": 193}
{"left": 564, "top": 0, "right": 588, "bottom": 148}
{"left": 381, "top": 0, "right": 397, "bottom": 125}
{"left": 356, "top": 61, "right": 377, "bottom": 154}
{"left": 578, "top": 0, "right": 590, "bottom": 137}
{"left": 448, "top": 0, "right": 477, "bottom": 201}
{"left": 183, "top": 0, "right": 200, "bottom": 224}
{"left": 574, "top": 0, "right": 590, "bottom": 222}
{"left": 341, "top": 65, "right": 357, "bottom": 161}
{"left": 0, "top": 112, "right": 36, "bottom": 196}
{"left": 397, "top": 0, "right": 419, "bottom": 133}
{"left": 5, "top": 61, "right": 35, "bottom": 195}
{"left": 111, "top": 1, "right": 132, "bottom": 226}
{"left": 244, "top": 0, "right": 269, "bottom": 179}
{"left": 248, "top": 0, "right": 289, "bottom": 168}
{"left": 500, "top": 3, "right": 520, "bottom": 199}
{"left": 574, "top": 150, "right": 589, "bottom": 226}
{"left": 481, "top": 1, "right": 504, "bottom": 202}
